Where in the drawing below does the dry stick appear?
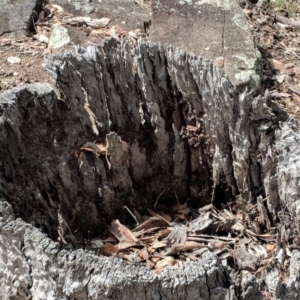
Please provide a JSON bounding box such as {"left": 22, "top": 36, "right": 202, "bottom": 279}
{"left": 123, "top": 206, "right": 139, "bottom": 226}
{"left": 188, "top": 235, "right": 236, "bottom": 244}
{"left": 173, "top": 189, "right": 185, "bottom": 216}
{"left": 276, "top": 14, "right": 300, "bottom": 28}
{"left": 154, "top": 187, "right": 167, "bottom": 210}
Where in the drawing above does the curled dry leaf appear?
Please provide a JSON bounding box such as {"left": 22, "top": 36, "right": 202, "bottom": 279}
{"left": 154, "top": 256, "right": 176, "bottom": 273}
{"left": 109, "top": 219, "right": 140, "bottom": 250}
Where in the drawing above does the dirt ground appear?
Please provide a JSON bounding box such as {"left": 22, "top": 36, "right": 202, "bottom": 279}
{"left": 0, "top": 37, "right": 50, "bottom": 91}
{"left": 0, "top": 4, "right": 144, "bottom": 92}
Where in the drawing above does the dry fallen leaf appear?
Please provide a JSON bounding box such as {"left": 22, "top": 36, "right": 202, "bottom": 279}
{"left": 151, "top": 240, "right": 167, "bottom": 249}
{"left": 265, "top": 243, "right": 276, "bottom": 252}
{"left": 154, "top": 256, "right": 176, "bottom": 273}
{"left": 100, "top": 243, "right": 117, "bottom": 256}
{"left": 133, "top": 216, "right": 170, "bottom": 233}
{"left": 109, "top": 219, "right": 140, "bottom": 250}
{"left": 151, "top": 257, "right": 161, "bottom": 264}
{"left": 160, "top": 214, "right": 172, "bottom": 222}
{"left": 268, "top": 58, "right": 286, "bottom": 71}
{"left": 122, "top": 254, "right": 134, "bottom": 262}
{"left": 138, "top": 247, "right": 150, "bottom": 260}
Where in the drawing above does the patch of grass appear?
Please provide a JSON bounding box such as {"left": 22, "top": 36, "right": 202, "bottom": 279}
{"left": 273, "top": 0, "right": 286, "bottom": 10}
{"left": 271, "top": 0, "right": 300, "bottom": 18}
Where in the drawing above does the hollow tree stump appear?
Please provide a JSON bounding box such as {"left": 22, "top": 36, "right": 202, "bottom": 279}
{"left": 0, "top": 39, "right": 299, "bottom": 299}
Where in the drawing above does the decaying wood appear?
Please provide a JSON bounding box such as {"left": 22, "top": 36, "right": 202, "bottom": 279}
{"left": 0, "top": 38, "right": 300, "bottom": 298}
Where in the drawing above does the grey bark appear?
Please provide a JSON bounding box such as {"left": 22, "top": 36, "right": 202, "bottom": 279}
{"left": 0, "top": 38, "right": 300, "bottom": 299}
{"left": 0, "top": 0, "right": 43, "bottom": 38}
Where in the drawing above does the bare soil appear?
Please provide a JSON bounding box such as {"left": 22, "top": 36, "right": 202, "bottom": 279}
{"left": 0, "top": 37, "right": 50, "bottom": 91}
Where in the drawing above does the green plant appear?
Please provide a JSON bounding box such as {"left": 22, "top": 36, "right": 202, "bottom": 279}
{"left": 271, "top": 0, "right": 300, "bottom": 18}
{"left": 273, "top": 0, "right": 286, "bottom": 10}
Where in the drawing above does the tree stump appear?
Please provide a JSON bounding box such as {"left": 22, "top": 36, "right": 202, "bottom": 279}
{"left": 0, "top": 38, "right": 300, "bottom": 299}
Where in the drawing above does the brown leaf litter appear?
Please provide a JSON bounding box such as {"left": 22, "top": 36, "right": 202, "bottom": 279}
{"left": 94, "top": 197, "right": 294, "bottom": 276}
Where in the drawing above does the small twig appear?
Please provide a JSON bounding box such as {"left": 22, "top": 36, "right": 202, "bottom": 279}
{"left": 123, "top": 206, "right": 139, "bottom": 226}
{"left": 188, "top": 235, "right": 236, "bottom": 243}
{"left": 248, "top": 197, "right": 267, "bottom": 210}
{"left": 173, "top": 188, "right": 185, "bottom": 216}
{"left": 32, "top": 16, "right": 38, "bottom": 33}
{"left": 154, "top": 187, "right": 167, "bottom": 210}
{"left": 57, "top": 228, "right": 68, "bottom": 244}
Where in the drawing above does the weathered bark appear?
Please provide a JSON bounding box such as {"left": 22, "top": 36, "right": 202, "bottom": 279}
{"left": 0, "top": 38, "right": 300, "bottom": 299}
